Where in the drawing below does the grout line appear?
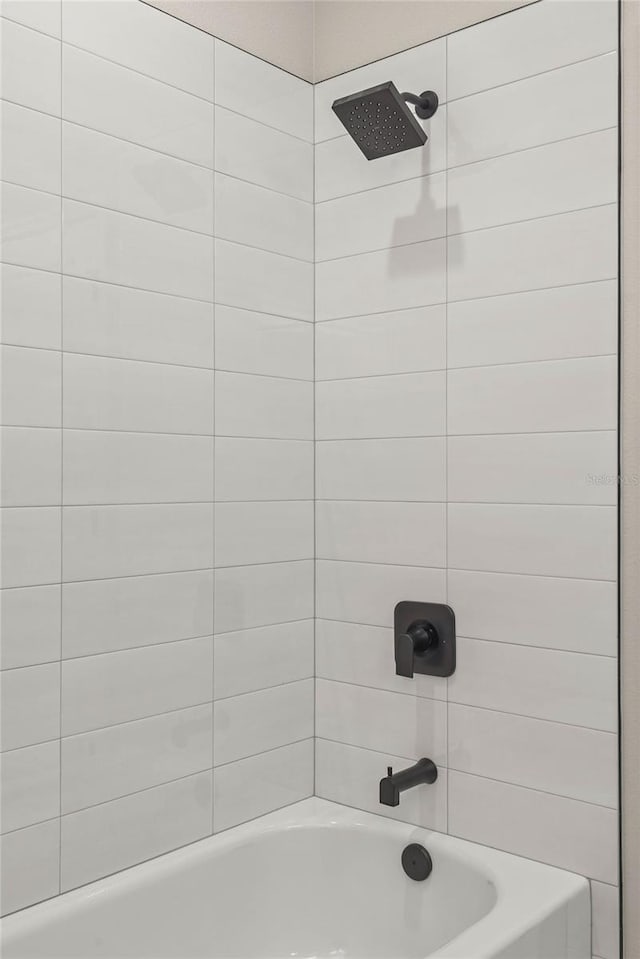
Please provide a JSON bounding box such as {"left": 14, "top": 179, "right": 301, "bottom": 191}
{"left": 312, "top": 74, "right": 317, "bottom": 799}
{"left": 58, "top": 20, "right": 63, "bottom": 895}
{"left": 213, "top": 676, "right": 313, "bottom": 704}
{"left": 315, "top": 201, "right": 615, "bottom": 265}
{"left": 214, "top": 168, "right": 313, "bottom": 206}
{"left": 316, "top": 123, "right": 616, "bottom": 203}
{"left": 212, "top": 735, "right": 315, "bottom": 772}
{"left": 315, "top": 615, "right": 617, "bottom": 658}
{"left": 316, "top": 428, "right": 616, "bottom": 441}
{"left": 0, "top": 345, "right": 312, "bottom": 379}
{"left": 316, "top": 557, "right": 616, "bottom": 583}
{"left": 444, "top": 48, "right": 618, "bottom": 107}
{"left": 444, "top": 33, "right": 451, "bottom": 837}
{"left": 315, "top": 276, "right": 617, "bottom": 322}
{"left": 211, "top": 65, "right": 216, "bottom": 839}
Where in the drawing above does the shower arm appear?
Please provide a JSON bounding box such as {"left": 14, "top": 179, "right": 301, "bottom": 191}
{"left": 401, "top": 90, "right": 439, "bottom": 120}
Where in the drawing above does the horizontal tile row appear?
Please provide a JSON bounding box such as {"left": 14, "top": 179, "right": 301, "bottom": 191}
{"left": 0, "top": 350, "right": 319, "bottom": 437}
{"left": 316, "top": 432, "right": 616, "bottom": 506}
{"left": 316, "top": 561, "right": 616, "bottom": 656}
{"left": 1, "top": 432, "right": 313, "bottom": 508}
{"left": 315, "top": 500, "right": 615, "bottom": 580}
{"left": 316, "top": 355, "right": 616, "bottom": 439}
{"left": 316, "top": 204, "right": 616, "bottom": 321}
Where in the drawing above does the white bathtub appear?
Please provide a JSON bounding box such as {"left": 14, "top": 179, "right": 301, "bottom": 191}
{"left": 1, "top": 798, "right": 590, "bottom": 959}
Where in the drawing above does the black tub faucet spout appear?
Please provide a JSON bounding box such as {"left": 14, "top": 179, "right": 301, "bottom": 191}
{"left": 379, "top": 758, "right": 438, "bottom": 807}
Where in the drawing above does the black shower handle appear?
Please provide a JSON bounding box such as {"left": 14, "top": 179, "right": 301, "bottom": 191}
{"left": 395, "top": 621, "right": 438, "bottom": 678}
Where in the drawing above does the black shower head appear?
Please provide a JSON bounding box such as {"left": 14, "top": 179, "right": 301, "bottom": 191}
{"left": 331, "top": 81, "right": 438, "bottom": 161}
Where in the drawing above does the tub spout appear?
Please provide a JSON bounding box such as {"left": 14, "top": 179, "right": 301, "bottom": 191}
{"left": 379, "top": 758, "right": 438, "bottom": 807}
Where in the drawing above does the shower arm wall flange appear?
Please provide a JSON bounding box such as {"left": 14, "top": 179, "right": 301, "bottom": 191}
{"left": 402, "top": 90, "right": 439, "bottom": 120}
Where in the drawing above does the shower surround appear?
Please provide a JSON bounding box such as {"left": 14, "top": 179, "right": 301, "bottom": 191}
{"left": 0, "top": 1, "right": 619, "bottom": 958}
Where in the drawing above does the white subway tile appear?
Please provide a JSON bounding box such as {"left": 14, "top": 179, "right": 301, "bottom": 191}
{"left": 316, "top": 560, "right": 446, "bottom": 627}
{"left": 214, "top": 107, "right": 313, "bottom": 202}
{"left": 62, "top": 503, "right": 213, "bottom": 581}
{"left": 214, "top": 621, "right": 314, "bottom": 699}
{"left": 0, "top": 584, "right": 61, "bottom": 669}
{"left": 0, "top": 819, "right": 59, "bottom": 915}
{"left": 448, "top": 432, "right": 618, "bottom": 505}
{"left": 448, "top": 53, "right": 617, "bottom": 168}
{"left": 448, "top": 569, "right": 617, "bottom": 656}
{"left": 317, "top": 437, "right": 446, "bottom": 502}
{"left": 591, "top": 882, "right": 620, "bottom": 959}
{"left": 0, "top": 264, "right": 61, "bottom": 350}
{"left": 0, "top": 17, "right": 60, "bottom": 114}
{"left": 316, "top": 371, "right": 446, "bottom": 440}
{"left": 63, "top": 354, "right": 214, "bottom": 435}
{"left": 215, "top": 240, "right": 313, "bottom": 321}
{"left": 0, "top": 741, "right": 59, "bottom": 832}
{"left": 449, "top": 637, "right": 617, "bottom": 732}
{"left": 62, "top": 0, "right": 214, "bottom": 99}
{"left": 62, "top": 277, "right": 214, "bottom": 368}
{"left": 316, "top": 172, "right": 446, "bottom": 261}
{"left": 1, "top": 427, "right": 61, "bottom": 506}
{"left": 447, "top": 280, "right": 617, "bottom": 369}
{"left": 0, "top": 101, "right": 60, "bottom": 193}
{"left": 215, "top": 174, "right": 312, "bottom": 262}
{"left": 215, "top": 371, "right": 313, "bottom": 440}
{"left": 63, "top": 430, "right": 214, "bottom": 505}
{"left": 0, "top": 662, "right": 60, "bottom": 750}
{"left": 448, "top": 129, "right": 617, "bottom": 235}
{"left": 214, "top": 560, "right": 314, "bottom": 633}
{"left": 60, "top": 771, "right": 212, "bottom": 892}
{"left": 448, "top": 356, "right": 617, "bottom": 435}
{"left": 215, "top": 501, "right": 313, "bottom": 567}
{"left": 448, "top": 771, "right": 618, "bottom": 884}
{"left": 213, "top": 739, "right": 313, "bottom": 833}
{"left": 315, "top": 108, "right": 446, "bottom": 202}
{"left": 448, "top": 503, "right": 617, "bottom": 581}
{"left": 316, "top": 619, "right": 446, "bottom": 701}
{"left": 61, "top": 703, "right": 213, "bottom": 813}
{"left": 0, "top": 507, "right": 60, "bottom": 588}
{"left": 215, "top": 307, "right": 313, "bottom": 380}
{"left": 61, "top": 636, "right": 213, "bottom": 736}
{"left": 316, "top": 679, "right": 447, "bottom": 763}
{"left": 0, "top": 346, "right": 61, "bottom": 427}
{"left": 447, "top": 205, "right": 617, "bottom": 302}
{"left": 215, "top": 40, "right": 312, "bottom": 141}
{"left": 63, "top": 200, "right": 214, "bottom": 301}
{"left": 316, "top": 305, "right": 446, "bottom": 380}
{"left": 316, "top": 238, "right": 446, "bottom": 321}
{"left": 62, "top": 45, "right": 214, "bottom": 167}
{"left": 0, "top": 183, "right": 60, "bottom": 272}
{"left": 317, "top": 501, "right": 446, "bottom": 567}
{"left": 62, "top": 570, "right": 213, "bottom": 659}
{"left": 216, "top": 438, "right": 313, "bottom": 501}
{"left": 316, "top": 739, "right": 447, "bottom": 832}
{"left": 213, "top": 678, "right": 314, "bottom": 765}
{"left": 63, "top": 124, "right": 214, "bottom": 233}
{"left": 1, "top": 0, "right": 61, "bottom": 37}
{"left": 448, "top": 703, "right": 617, "bottom": 807}
{"left": 314, "top": 39, "right": 446, "bottom": 142}
{"left": 447, "top": 0, "right": 617, "bottom": 101}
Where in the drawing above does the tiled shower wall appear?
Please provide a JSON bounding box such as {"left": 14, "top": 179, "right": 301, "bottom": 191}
{"left": 0, "top": 0, "right": 313, "bottom": 914}
{"left": 313, "top": 3, "right": 619, "bottom": 958}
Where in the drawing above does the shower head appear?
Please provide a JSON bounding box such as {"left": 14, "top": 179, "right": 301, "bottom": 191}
{"left": 331, "top": 81, "right": 438, "bottom": 161}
